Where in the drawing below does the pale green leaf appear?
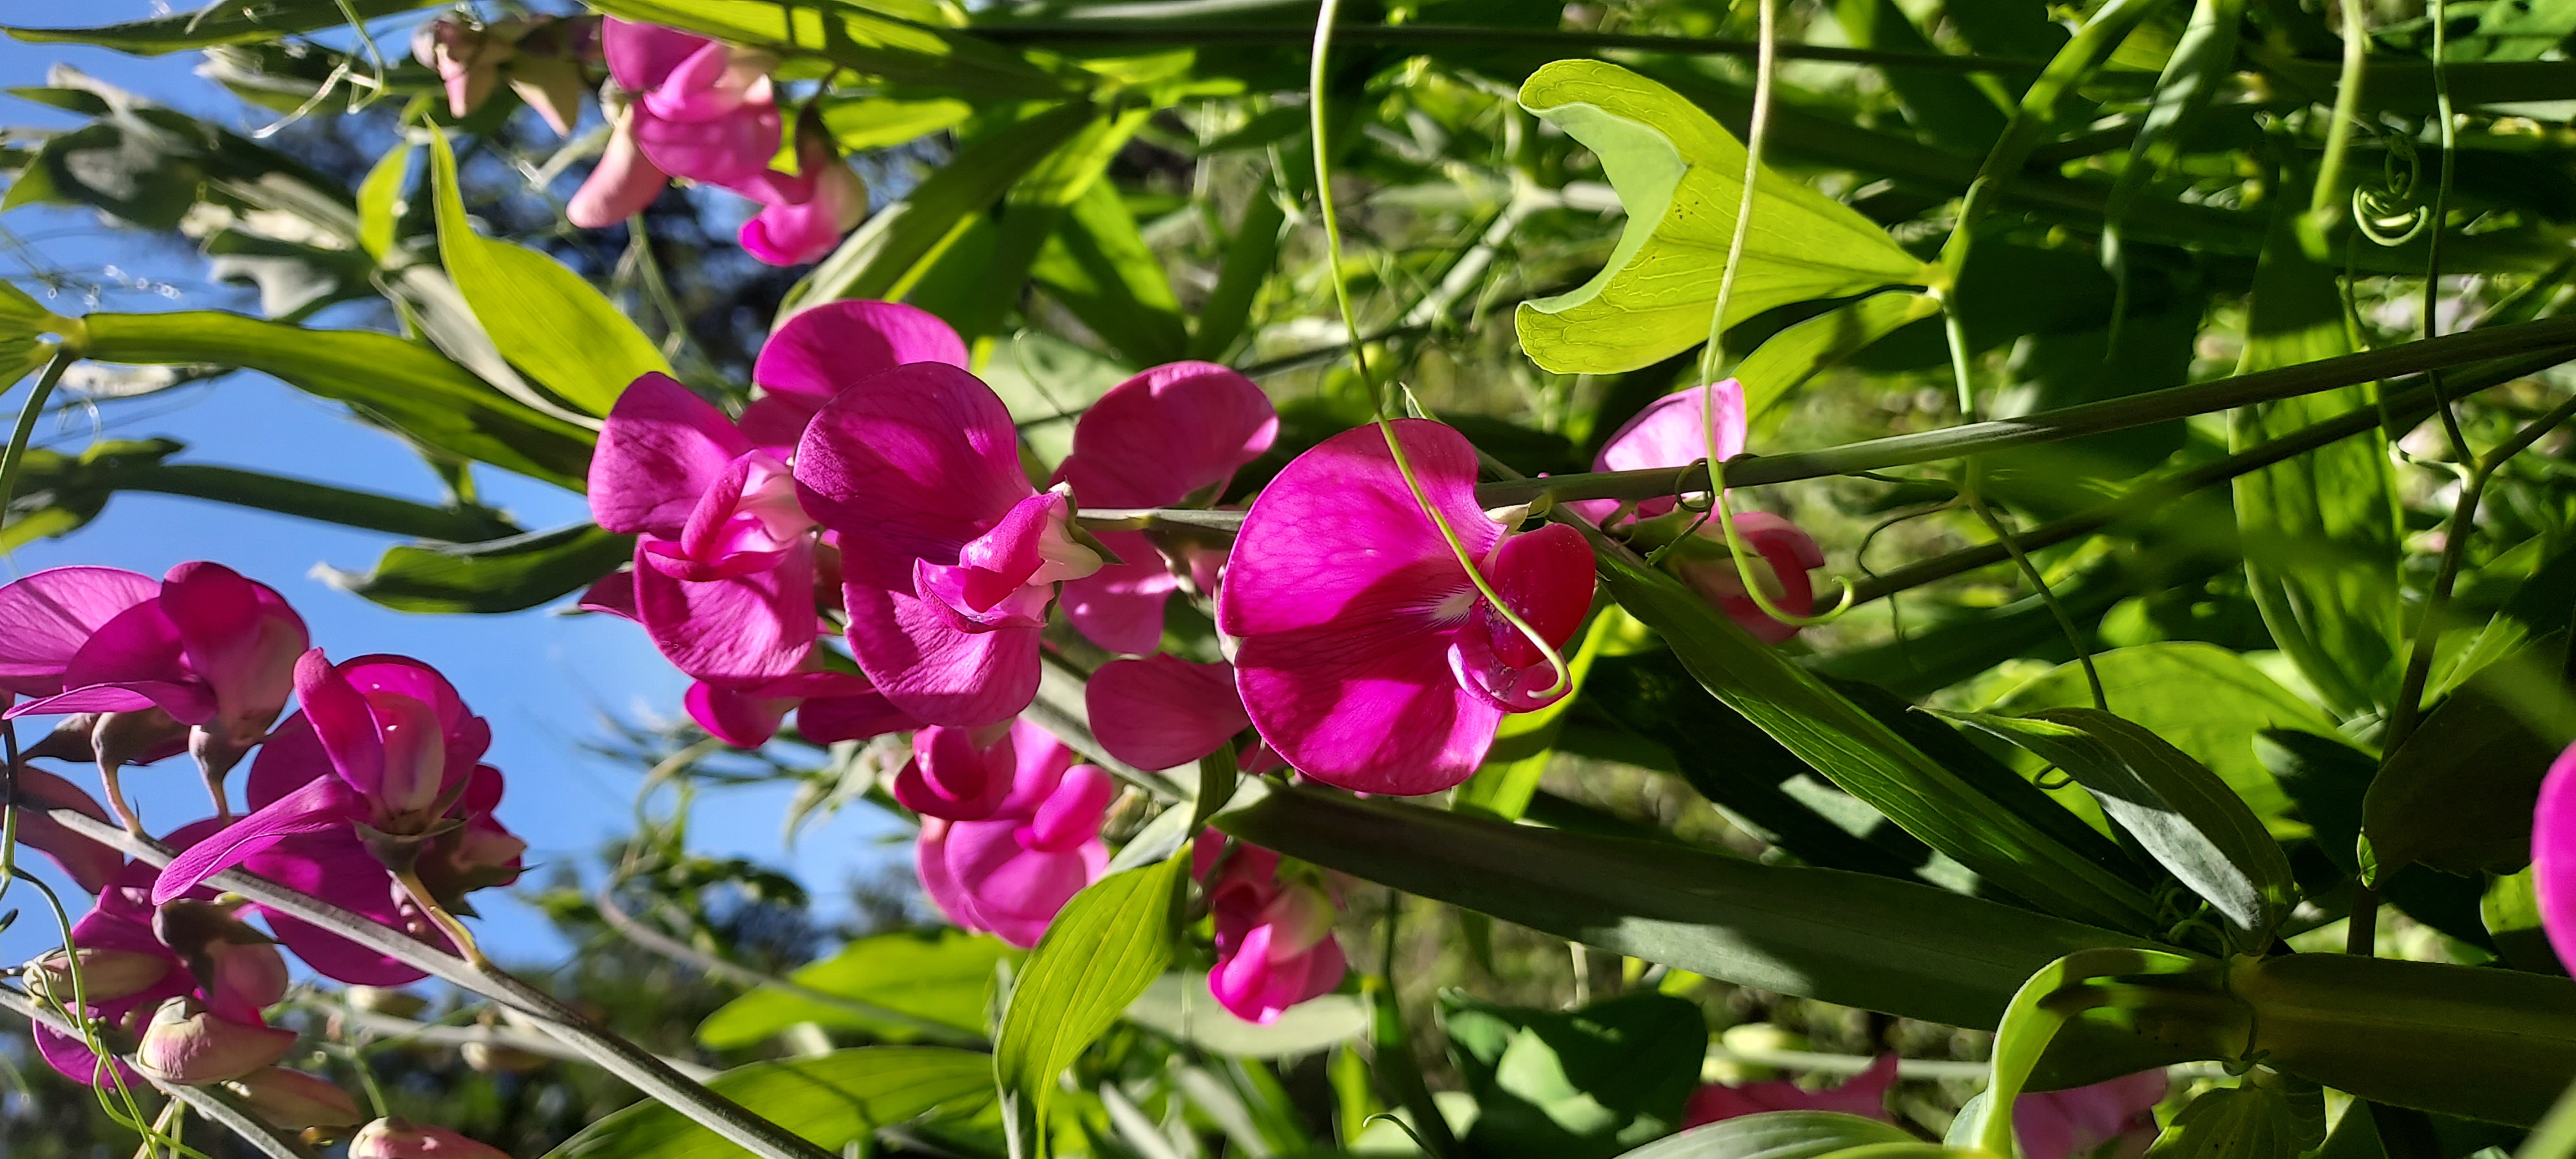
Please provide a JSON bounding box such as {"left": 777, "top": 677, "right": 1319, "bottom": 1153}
{"left": 1123, "top": 972, "right": 1368, "bottom": 1060}
{"left": 697, "top": 930, "right": 1010, "bottom": 1049}
{"left": 1513, "top": 60, "right": 1935, "bottom": 374}
{"left": 1735, "top": 290, "right": 1942, "bottom": 416}
{"left": 356, "top": 140, "right": 410, "bottom": 265}
{"left": 426, "top": 129, "right": 670, "bottom": 417}
{"left": 820, "top": 96, "right": 973, "bottom": 152}
{"left": 2140, "top": 1083, "right": 2298, "bottom": 1159}
{"left": 542, "top": 1047, "right": 992, "bottom": 1159}
{"left": 993, "top": 854, "right": 1185, "bottom": 1152}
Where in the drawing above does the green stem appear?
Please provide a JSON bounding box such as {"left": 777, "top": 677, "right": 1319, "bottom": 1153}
{"left": 971, "top": 22, "right": 2049, "bottom": 73}
{"left": 2307, "top": 0, "right": 2371, "bottom": 251}
{"left": 0, "top": 350, "right": 73, "bottom": 516}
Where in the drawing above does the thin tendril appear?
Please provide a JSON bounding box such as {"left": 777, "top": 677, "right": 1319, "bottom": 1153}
{"left": 1713, "top": 486, "right": 1855, "bottom": 626}
{"left": 1310, "top": 0, "right": 1571, "bottom": 700}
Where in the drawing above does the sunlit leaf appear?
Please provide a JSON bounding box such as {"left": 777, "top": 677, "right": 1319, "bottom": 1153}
{"left": 1513, "top": 60, "right": 1936, "bottom": 373}
{"left": 992, "top": 853, "right": 1185, "bottom": 1153}
{"left": 1735, "top": 291, "right": 1941, "bottom": 416}
{"left": 1443, "top": 990, "right": 1705, "bottom": 1158}
{"left": 697, "top": 930, "right": 1010, "bottom": 1048}
{"left": 1613, "top": 1111, "right": 1916, "bottom": 1159}
{"left": 1123, "top": 972, "right": 1368, "bottom": 1060}
{"left": 542, "top": 1047, "right": 993, "bottom": 1159}
{"left": 820, "top": 95, "right": 973, "bottom": 152}
{"left": 583, "top": 0, "right": 1063, "bottom": 100}
{"left": 1031, "top": 180, "right": 1190, "bottom": 367}
{"left": 319, "top": 523, "right": 634, "bottom": 615}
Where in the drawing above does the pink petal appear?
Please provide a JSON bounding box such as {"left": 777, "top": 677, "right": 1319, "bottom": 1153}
{"left": 589, "top": 372, "right": 755, "bottom": 538}
{"left": 12, "top": 683, "right": 189, "bottom": 719}
{"left": 1058, "top": 529, "right": 1179, "bottom": 655}
{"left": 839, "top": 583, "right": 1040, "bottom": 727}
{"left": 48, "top": 599, "right": 208, "bottom": 722}
{"left": 632, "top": 104, "right": 781, "bottom": 188}
{"left": 247, "top": 831, "right": 434, "bottom": 986}
{"left": 1580, "top": 382, "right": 1749, "bottom": 522}
{"left": 793, "top": 362, "right": 1035, "bottom": 591}
{"left": 994, "top": 720, "right": 1080, "bottom": 815}
{"left": 891, "top": 724, "right": 1018, "bottom": 821}
{"left": 664, "top": 452, "right": 810, "bottom": 576}
{"left": 754, "top": 299, "right": 967, "bottom": 408}
{"left": 738, "top": 131, "right": 867, "bottom": 267}
{"left": 601, "top": 18, "right": 709, "bottom": 94}
{"left": 1086, "top": 655, "right": 1247, "bottom": 771}
{"left": 245, "top": 713, "right": 328, "bottom": 809}
{"left": 38, "top": 1021, "right": 138, "bottom": 1088}
{"left": 1018, "top": 764, "right": 1114, "bottom": 853}
{"left": 158, "top": 562, "right": 305, "bottom": 744}
{"left": 14, "top": 766, "right": 125, "bottom": 893}
{"left": 1703, "top": 512, "right": 1824, "bottom": 646}
{"left": 333, "top": 654, "right": 488, "bottom": 789}
{"left": 151, "top": 775, "right": 363, "bottom": 903}
{"left": 294, "top": 650, "right": 386, "bottom": 798}
{"left": 795, "top": 684, "right": 918, "bottom": 744}
{"left": 929, "top": 818, "right": 1104, "bottom": 948}
{"left": 634, "top": 536, "right": 817, "bottom": 686}
{"left": 567, "top": 124, "right": 670, "bottom": 229}
{"left": 686, "top": 680, "right": 793, "bottom": 747}
{"left": 1683, "top": 1053, "right": 1898, "bottom": 1128}
{"left": 1057, "top": 361, "right": 1278, "bottom": 509}
{"left": 0, "top": 567, "right": 157, "bottom": 696}
{"left": 1447, "top": 523, "right": 1597, "bottom": 712}
{"left": 2536, "top": 743, "right": 2576, "bottom": 974}
{"left": 580, "top": 568, "right": 642, "bottom": 623}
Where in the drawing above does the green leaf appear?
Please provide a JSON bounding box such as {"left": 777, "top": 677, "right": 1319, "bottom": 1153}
{"left": 1455, "top": 612, "right": 1614, "bottom": 823}
{"left": 1442, "top": 991, "right": 1706, "bottom": 1158}
{"left": 203, "top": 229, "right": 379, "bottom": 321}
{"left": 2228, "top": 952, "right": 2576, "bottom": 1126}
{"left": 1122, "top": 972, "right": 1368, "bottom": 1060}
{"left": 1735, "top": 292, "right": 1942, "bottom": 417}
{"left": 355, "top": 140, "right": 411, "bottom": 265}
{"left": 2102, "top": 0, "right": 2247, "bottom": 276}
{"left": 784, "top": 101, "right": 1099, "bottom": 319}
{"left": 2230, "top": 184, "right": 2403, "bottom": 718}
{"left": 426, "top": 130, "right": 670, "bottom": 417}
{"left": 820, "top": 95, "right": 974, "bottom": 152}
{"left": 1031, "top": 179, "right": 1190, "bottom": 367}
{"left": 697, "top": 930, "right": 1010, "bottom": 1049}
{"left": 542, "top": 1046, "right": 994, "bottom": 1159}
{"left": 1612, "top": 1111, "right": 1917, "bottom": 1159}
{"left": 2139, "top": 1086, "right": 2300, "bottom": 1159}
{"left": 1989, "top": 643, "right": 2329, "bottom": 836}
{"left": 583, "top": 0, "right": 1063, "bottom": 100}
{"left": 1215, "top": 787, "right": 2164, "bottom": 1038}
{"left": 1511, "top": 61, "right": 1936, "bottom": 374}
{"left": 992, "top": 853, "right": 1185, "bottom": 1153}
{"left": 4, "top": 0, "right": 435, "bottom": 55}
{"left": 1828, "top": 0, "right": 2009, "bottom": 153}
{"left": 73, "top": 311, "right": 595, "bottom": 489}
{"left": 2483, "top": 867, "right": 2566, "bottom": 976}
{"left": 1944, "top": 708, "right": 2295, "bottom": 941}
{"left": 2362, "top": 677, "right": 2568, "bottom": 878}
{"left": 1189, "top": 190, "right": 1285, "bottom": 362}
{"left": 319, "top": 523, "right": 634, "bottom": 615}
{"left": 1596, "top": 539, "right": 2162, "bottom": 932}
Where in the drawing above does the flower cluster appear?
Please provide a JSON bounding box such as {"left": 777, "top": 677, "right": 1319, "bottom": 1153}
{"left": 5, "top": 563, "right": 521, "bottom": 1127}
{"left": 413, "top": 13, "right": 870, "bottom": 267}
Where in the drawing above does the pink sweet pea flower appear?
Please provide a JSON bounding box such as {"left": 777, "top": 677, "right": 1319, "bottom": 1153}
{"left": 738, "top": 120, "right": 870, "bottom": 267}
{"left": 1570, "top": 383, "right": 1748, "bottom": 527}
{"left": 1683, "top": 1053, "right": 1899, "bottom": 1127}
{"left": 916, "top": 722, "right": 1114, "bottom": 947}
{"left": 0, "top": 563, "right": 308, "bottom": 813}
{"left": 1052, "top": 363, "right": 1278, "bottom": 655}
{"left": 412, "top": 18, "right": 511, "bottom": 123}
{"left": 2533, "top": 742, "right": 2576, "bottom": 972}
{"left": 745, "top": 299, "right": 968, "bottom": 456}
{"left": 591, "top": 372, "right": 823, "bottom": 688}
{"left": 892, "top": 723, "right": 1019, "bottom": 821}
{"left": 1194, "top": 837, "right": 1346, "bottom": 1024}
{"left": 605, "top": 19, "right": 779, "bottom": 191}
{"left": 1086, "top": 654, "right": 1260, "bottom": 773}
{"left": 12, "top": 766, "right": 127, "bottom": 893}
{"left": 797, "top": 363, "right": 1106, "bottom": 726}
{"left": 685, "top": 671, "right": 916, "bottom": 749}
{"left": 567, "top": 112, "right": 669, "bottom": 227}
{"left": 2011, "top": 1071, "right": 2167, "bottom": 1159}
{"left": 1215, "top": 420, "right": 1595, "bottom": 795}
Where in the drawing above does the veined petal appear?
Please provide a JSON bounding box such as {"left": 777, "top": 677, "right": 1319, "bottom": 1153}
{"left": 755, "top": 299, "right": 967, "bottom": 408}
{"left": 1087, "top": 655, "right": 1248, "bottom": 772}
{"left": 151, "top": 775, "right": 363, "bottom": 904}
{"left": 793, "top": 363, "right": 1034, "bottom": 590}
{"left": 1584, "top": 382, "right": 1748, "bottom": 522}
{"left": 55, "top": 601, "right": 204, "bottom": 721}
{"left": 634, "top": 536, "right": 817, "bottom": 686}
{"left": 245, "top": 713, "right": 329, "bottom": 809}
{"left": 159, "top": 562, "right": 306, "bottom": 744}
{"left": 294, "top": 650, "right": 387, "bottom": 798}
{"left": 0, "top": 567, "right": 157, "bottom": 696}
{"left": 247, "top": 831, "right": 433, "bottom": 986}
{"left": 1059, "top": 532, "right": 1177, "bottom": 655}
{"left": 2536, "top": 743, "right": 2576, "bottom": 974}
{"left": 1056, "top": 361, "right": 1277, "bottom": 509}
{"left": 601, "top": 17, "right": 708, "bottom": 93}
{"left": 591, "top": 372, "right": 756, "bottom": 538}
{"left": 1448, "top": 522, "right": 1596, "bottom": 712}
{"left": 840, "top": 583, "right": 1040, "bottom": 727}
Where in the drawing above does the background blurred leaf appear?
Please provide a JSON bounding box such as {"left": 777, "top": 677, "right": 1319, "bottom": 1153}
{"left": 2363, "top": 674, "right": 2569, "bottom": 878}
{"left": 1122, "top": 972, "right": 1368, "bottom": 1060}
{"left": 697, "top": 930, "right": 1009, "bottom": 1049}
{"left": 1613, "top": 1111, "right": 1916, "bottom": 1159}
{"left": 1736, "top": 291, "right": 1942, "bottom": 417}
{"left": 544, "top": 1046, "right": 994, "bottom": 1159}
{"left": 3, "top": 0, "right": 435, "bottom": 54}
{"left": 2139, "top": 1084, "right": 2300, "bottom": 1159}
{"left": 1030, "top": 180, "right": 1190, "bottom": 366}
{"left": 584, "top": 0, "right": 1063, "bottom": 99}
{"left": 319, "top": 523, "right": 634, "bottom": 615}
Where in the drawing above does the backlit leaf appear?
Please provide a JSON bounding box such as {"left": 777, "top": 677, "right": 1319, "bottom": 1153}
{"left": 697, "top": 930, "right": 1010, "bottom": 1049}
{"left": 1736, "top": 291, "right": 1942, "bottom": 417}
{"left": 543, "top": 1047, "right": 992, "bottom": 1159}
{"left": 992, "top": 853, "right": 1185, "bottom": 1153}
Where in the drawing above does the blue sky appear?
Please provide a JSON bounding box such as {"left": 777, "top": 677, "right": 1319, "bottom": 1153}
{"left": 0, "top": 5, "right": 908, "bottom": 970}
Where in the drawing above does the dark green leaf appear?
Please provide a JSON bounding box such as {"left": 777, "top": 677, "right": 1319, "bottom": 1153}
{"left": 319, "top": 523, "right": 632, "bottom": 615}
{"left": 2231, "top": 952, "right": 2576, "bottom": 1126}
{"left": 2102, "top": 0, "right": 2246, "bottom": 278}
{"left": 1189, "top": 189, "right": 1284, "bottom": 362}
{"left": 74, "top": 311, "right": 595, "bottom": 489}
{"left": 697, "top": 930, "right": 1010, "bottom": 1049}
{"left": 1946, "top": 708, "right": 2295, "bottom": 940}
{"left": 2363, "top": 679, "right": 2568, "bottom": 877}
{"left": 1032, "top": 179, "right": 1190, "bottom": 367}
{"left": 5, "top": 0, "right": 435, "bottom": 55}
{"left": 542, "top": 1047, "right": 994, "bottom": 1159}
{"left": 1442, "top": 991, "right": 1706, "bottom": 1158}
{"left": 1611, "top": 1111, "right": 1916, "bottom": 1159}
{"left": 2484, "top": 867, "right": 2566, "bottom": 975}
{"left": 1828, "top": 0, "right": 2009, "bottom": 153}
{"left": 992, "top": 853, "right": 1184, "bottom": 1153}
{"left": 1735, "top": 291, "right": 1942, "bottom": 417}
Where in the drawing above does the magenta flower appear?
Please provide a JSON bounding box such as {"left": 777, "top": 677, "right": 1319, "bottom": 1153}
{"left": 1086, "top": 654, "right": 1279, "bottom": 773}
{"left": 590, "top": 372, "right": 822, "bottom": 688}
{"left": 1215, "top": 420, "right": 1595, "bottom": 795}
{"left": 1683, "top": 1053, "right": 1898, "bottom": 1127}
{"left": 1571, "top": 383, "right": 1747, "bottom": 526}
{"left": 892, "top": 723, "right": 1019, "bottom": 821}
{"left": 13, "top": 765, "right": 126, "bottom": 892}
{"left": 2010, "top": 1071, "right": 2166, "bottom": 1159}
{"left": 685, "top": 671, "right": 916, "bottom": 749}
{"left": 1052, "top": 362, "right": 1278, "bottom": 654}
{"left": 744, "top": 299, "right": 967, "bottom": 456}
{"left": 739, "top": 119, "right": 870, "bottom": 267}
{"left": 568, "top": 19, "right": 782, "bottom": 227}
{"left": 1194, "top": 837, "right": 1346, "bottom": 1024}
{"left": 916, "top": 722, "right": 1114, "bottom": 947}
{"left": 797, "top": 363, "right": 1106, "bottom": 726}
{"left": 2534, "top": 742, "right": 2576, "bottom": 972}
{"left": 412, "top": 19, "right": 507, "bottom": 124}
{"left": 0, "top": 562, "right": 308, "bottom": 810}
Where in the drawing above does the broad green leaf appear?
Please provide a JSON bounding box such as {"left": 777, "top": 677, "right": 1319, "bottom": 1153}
{"left": 1442, "top": 991, "right": 1705, "bottom": 1158}
{"left": 542, "top": 1046, "right": 993, "bottom": 1159}
{"left": 2231, "top": 184, "right": 2403, "bottom": 718}
{"left": 4, "top": 1, "right": 433, "bottom": 54}
{"left": 992, "top": 853, "right": 1185, "bottom": 1153}
{"left": 1216, "top": 787, "right": 2166, "bottom": 1039}
{"left": 2362, "top": 677, "right": 2568, "bottom": 878}
{"left": 203, "top": 229, "right": 378, "bottom": 321}
{"left": 784, "top": 101, "right": 1098, "bottom": 320}
{"left": 1945, "top": 708, "right": 2295, "bottom": 941}
{"left": 820, "top": 95, "right": 973, "bottom": 152}
{"left": 1736, "top": 291, "right": 1942, "bottom": 417}
{"left": 1455, "top": 612, "right": 1614, "bottom": 823}
{"left": 355, "top": 140, "right": 411, "bottom": 265}
{"left": 2484, "top": 867, "right": 2565, "bottom": 976}
{"left": 2139, "top": 1086, "right": 2300, "bottom": 1159}
{"left": 1511, "top": 61, "right": 1935, "bottom": 374}
{"left": 1989, "top": 643, "right": 2329, "bottom": 836}
{"left": 8, "top": 437, "right": 519, "bottom": 545}
{"left": 426, "top": 130, "right": 669, "bottom": 417}
{"left": 697, "top": 930, "right": 1010, "bottom": 1049}
{"left": 319, "top": 523, "right": 634, "bottom": 615}
{"left": 73, "top": 311, "right": 595, "bottom": 489}
{"left": 2228, "top": 952, "right": 2576, "bottom": 1126}
{"left": 2253, "top": 728, "right": 2371, "bottom": 876}
{"left": 1122, "top": 972, "right": 1367, "bottom": 1060}
{"left": 1190, "top": 191, "right": 1284, "bottom": 362}
{"left": 1614, "top": 1111, "right": 1917, "bottom": 1159}
{"left": 584, "top": 0, "right": 1062, "bottom": 100}
{"left": 1031, "top": 179, "right": 1190, "bottom": 366}
{"left": 1597, "top": 539, "right": 2161, "bottom": 932}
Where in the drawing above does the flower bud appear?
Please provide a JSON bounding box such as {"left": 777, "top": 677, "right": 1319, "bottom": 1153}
{"left": 344, "top": 986, "right": 431, "bottom": 1019}
{"left": 224, "top": 1067, "right": 366, "bottom": 1132}
{"left": 133, "top": 996, "right": 297, "bottom": 1085}
{"left": 22, "top": 946, "right": 173, "bottom": 1004}
{"left": 154, "top": 898, "right": 289, "bottom": 1019}
{"left": 349, "top": 1117, "right": 515, "bottom": 1159}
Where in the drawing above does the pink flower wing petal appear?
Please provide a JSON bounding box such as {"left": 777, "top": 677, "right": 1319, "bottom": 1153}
{"left": 1059, "top": 532, "right": 1176, "bottom": 656}
{"left": 839, "top": 583, "right": 1040, "bottom": 727}
{"left": 0, "top": 567, "right": 157, "bottom": 695}
{"left": 1592, "top": 382, "right": 1749, "bottom": 520}
{"left": 634, "top": 537, "right": 817, "bottom": 686}
{"left": 1086, "top": 655, "right": 1249, "bottom": 771}
{"left": 793, "top": 362, "right": 1034, "bottom": 589}
{"left": 14, "top": 767, "right": 124, "bottom": 893}
{"left": 151, "top": 775, "right": 363, "bottom": 903}
{"left": 590, "top": 372, "right": 756, "bottom": 538}
{"left": 567, "top": 125, "right": 669, "bottom": 229}
{"left": 755, "top": 300, "right": 967, "bottom": 406}
{"left": 247, "top": 830, "right": 436, "bottom": 985}
{"left": 601, "top": 18, "right": 708, "bottom": 93}
{"left": 1057, "top": 361, "right": 1278, "bottom": 509}
{"left": 158, "top": 562, "right": 305, "bottom": 738}
{"left": 632, "top": 104, "right": 781, "bottom": 187}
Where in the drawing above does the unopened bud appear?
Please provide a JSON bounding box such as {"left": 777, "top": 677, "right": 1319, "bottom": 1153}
{"left": 23, "top": 946, "right": 173, "bottom": 1004}
{"left": 155, "top": 899, "right": 288, "bottom": 1018}
{"left": 133, "top": 996, "right": 297, "bottom": 1085}
{"left": 349, "top": 1117, "right": 514, "bottom": 1159}
{"left": 344, "top": 986, "right": 431, "bottom": 1019}
{"left": 225, "top": 1067, "right": 366, "bottom": 1132}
